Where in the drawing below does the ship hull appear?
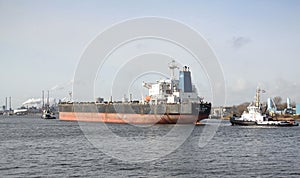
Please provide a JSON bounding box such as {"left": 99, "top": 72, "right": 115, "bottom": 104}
{"left": 58, "top": 102, "right": 211, "bottom": 124}
{"left": 59, "top": 112, "right": 209, "bottom": 124}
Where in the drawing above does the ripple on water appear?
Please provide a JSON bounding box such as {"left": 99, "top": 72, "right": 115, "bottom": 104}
{"left": 0, "top": 117, "right": 299, "bottom": 177}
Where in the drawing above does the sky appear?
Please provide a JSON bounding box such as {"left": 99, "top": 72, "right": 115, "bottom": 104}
{"left": 1, "top": 0, "right": 300, "bottom": 108}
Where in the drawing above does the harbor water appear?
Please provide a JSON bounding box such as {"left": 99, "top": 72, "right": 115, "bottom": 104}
{"left": 0, "top": 116, "right": 299, "bottom": 177}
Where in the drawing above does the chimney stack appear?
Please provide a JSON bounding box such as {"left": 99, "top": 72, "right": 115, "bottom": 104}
{"left": 5, "top": 97, "right": 7, "bottom": 110}
{"left": 9, "top": 96, "right": 11, "bottom": 110}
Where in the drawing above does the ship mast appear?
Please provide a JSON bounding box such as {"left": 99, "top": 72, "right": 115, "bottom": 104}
{"left": 168, "top": 60, "right": 179, "bottom": 80}
{"left": 42, "top": 90, "right": 45, "bottom": 109}
{"left": 47, "top": 90, "right": 50, "bottom": 108}
{"left": 255, "top": 87, "right": 261, "bottom": 107}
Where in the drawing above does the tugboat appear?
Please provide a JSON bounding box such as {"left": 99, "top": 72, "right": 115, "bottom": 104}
{"left": 41, "top": 90, "right": 56, "bottom": 119}
{"left": 230, "top": 87, "right": 298, "bottom": 127}
{"left": 41, "top": 109, "right": 56, "bottom": 119}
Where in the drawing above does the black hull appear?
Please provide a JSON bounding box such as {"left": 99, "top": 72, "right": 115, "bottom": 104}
{"left": 41, "top": 116, "right": 56, "bottom": 119}
{"left": 59, "top": 102, "right": 211, "bottom": 116}
{"left": 230, "top": 117, "right": 299, "bottom": 127}
{"left": 230, "top": 117, "right": 256, "bottom": 126}
{"left": 257, "top": 122, "right": 299, "bottom": 127}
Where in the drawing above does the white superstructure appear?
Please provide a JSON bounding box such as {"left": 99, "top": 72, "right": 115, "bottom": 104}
{"left": 238, "top": 87, "right": 264, "bottom": 122}
{"left": 142, "top": 60, "right": 201, "bottom": 105}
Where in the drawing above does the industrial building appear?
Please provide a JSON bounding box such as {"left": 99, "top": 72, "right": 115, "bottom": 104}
{"left": 297, "top": 104, "right": 300, "bottom": 115}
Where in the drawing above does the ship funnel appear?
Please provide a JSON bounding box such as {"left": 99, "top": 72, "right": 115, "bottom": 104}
{"left": 179, "top": 66, "right": 192, "bottom": 92}
{"left": 287, "top": 97, "right": 291, "bottom": 109}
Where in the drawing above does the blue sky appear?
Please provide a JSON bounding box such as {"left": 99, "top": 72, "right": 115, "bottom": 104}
{"left": 1, "top": 0, "right": 300, "bottom": 107}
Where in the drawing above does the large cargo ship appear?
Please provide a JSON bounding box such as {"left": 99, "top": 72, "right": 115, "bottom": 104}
{"left": 59, "top": 61, "right": 211, "bottom": 124}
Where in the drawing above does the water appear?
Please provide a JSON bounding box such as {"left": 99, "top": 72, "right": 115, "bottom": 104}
{"left": 1, "top": 116, "right": 299, "bottom": 177}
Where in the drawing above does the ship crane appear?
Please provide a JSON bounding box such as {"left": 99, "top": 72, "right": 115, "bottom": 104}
{"left": 142, "top": 82, "right": 152, "bottom": 89}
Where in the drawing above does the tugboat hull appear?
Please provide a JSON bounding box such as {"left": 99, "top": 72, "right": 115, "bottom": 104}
{"left": 256, "top": 121, "right": 299, "bottom": 127}
{"left": 230, "top": 117, "right": 256, "bottom": 126}
{"left": 230, "top": 117, "right": 299, "bottom": 127}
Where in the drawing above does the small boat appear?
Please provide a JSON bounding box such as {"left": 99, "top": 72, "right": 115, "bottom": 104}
{"left": 230, "top": 87, "right": 298, "bottom": 127}
{"left": 41, "top": 90, "right": 56, "bottom": 119}
{"left": 41, "top": 109, "right": 56, "bottom": 119}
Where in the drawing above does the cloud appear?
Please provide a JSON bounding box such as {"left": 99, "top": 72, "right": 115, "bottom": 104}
{"left": 267, "top": 79, "right": 300, "bottom": 101}
{"left": 231, "top": 36, "right": 251, "bottom": 49}
{"left": 232, "top": 78, "right": 247, "bottom": 92}
{"left": 226, "top": 79, "right": 256, "bottom": 105}
{"left": 226, "top": 78, "right": 300, "bottom": 105}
